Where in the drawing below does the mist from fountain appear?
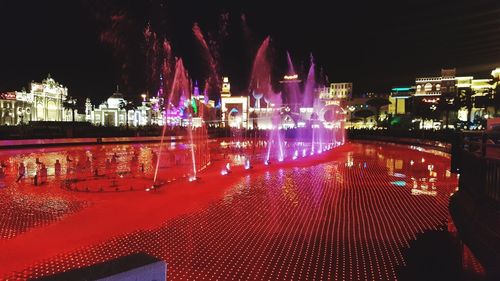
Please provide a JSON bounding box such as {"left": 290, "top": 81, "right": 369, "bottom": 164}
{"left": 265, "top": 92, "right": 285, "bottom": 164}
{"left": 246, "top": 37, "right": 346, "bottom": 165}
{"left": 193, "top": 23, "right": 220, "bottom": 99}
{"left": 153, "top": 58, "right": 209, "bottom": 185}
{"left": 248, "top": 37, "right": 287, "bottom": 164}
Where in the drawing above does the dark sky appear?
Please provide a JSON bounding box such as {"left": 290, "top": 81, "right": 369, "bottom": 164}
{"left": 1, "top": 0, "right": 500, "bottom": 104}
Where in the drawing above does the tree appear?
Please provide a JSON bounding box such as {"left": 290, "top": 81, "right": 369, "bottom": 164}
{"left": 63, "top": 97, "right": 77, "bottom": 122}
{"left": 119, "top": 101, "right": 135, "bottom": 129}
{"left": 354, "top": 109, "right": 375, "bottom": 124}
{"left": 413, "top": 100, "right": 440, "bottom": 125}
{"left": 457, "top": 88, "right": 473, "bottom": 129}
{"left": 366, "top": 97, "right": 391, "bottom": 123}
{"left": 494, "top": 90, "right": 500, "bottom": 117}
{"left": 437, "top": 92, "right": 458, "bottom": 129}
{"left": 488, "top": 76, "right": 500, "bottom": 116}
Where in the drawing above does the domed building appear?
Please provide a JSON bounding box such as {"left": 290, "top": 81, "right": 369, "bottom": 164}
{"left": 87, "top": 86, "right": 133, "bottom": 127}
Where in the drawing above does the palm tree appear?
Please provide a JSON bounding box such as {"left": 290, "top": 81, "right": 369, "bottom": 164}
{"left": 437, "top": 92, "right": 458, "bottom": 129}
{"left": 366, "top": 97, "right": 391, "bottom": 123}
{"left": 488, "top": 76, "right": 500, "bottom": 116}
{"left": 63, "top": 97, "right": 77, "bottom": 122}
{"left": 457, "top": 88, "right": 473, "bottom": 129}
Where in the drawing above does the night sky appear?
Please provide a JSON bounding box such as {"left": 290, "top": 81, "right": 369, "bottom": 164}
{"left": 1, "top": 0, "right": 500, "bottom": 104}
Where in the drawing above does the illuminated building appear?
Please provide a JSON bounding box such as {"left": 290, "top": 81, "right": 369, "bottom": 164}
{"left": 344, "top": 94, "right": 387, "bottom": 129}
{"left": 388, "top": 87, "right": 414, "bottom": 116}
{"left": 329, "top": 82, "right": 353, "bottom": 99}
{"left": 220, "top": 75, "right": 350, "bottom": 129}
{"left": 317, "top": 82, "right": 353, "bottom": 101}
{"left": 415, "top": 68, "right": 456, "bottom": 97}
{"left": 0, "top": 92, "right": 31, "bottom": 125}
{"left": 414, "top": 69, "right": 458, "bottom": 129}
{"left": 220, "top": 77, "right": 250, "bottom": 128}
{"left": 29, "top": 74, "right": 68, "bottom": 122}
{"left": 87, "top": 87, "right": 134, "bottom": 127}
{"left": 0, "top": 74, "right": 67, "bottom": 125}
{"left": 413, "top": 68, "right": 499, "bottom": 128}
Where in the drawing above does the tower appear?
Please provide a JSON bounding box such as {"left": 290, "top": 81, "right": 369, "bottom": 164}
{"left": 222, "top": 77, "right": 231, "bottom": 97}
{"left": 85, "top": 98, "right": 92, "bottom": 122}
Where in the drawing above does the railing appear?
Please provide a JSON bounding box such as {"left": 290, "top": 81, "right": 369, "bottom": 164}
{"left": 456, "top": 131, "right": 500, "bottom": 203}
{"left": 450, "top": 132, "right": 500, "bottom": 276}
{"left": 348, "top": 129, "right": 457, "bottom": 153}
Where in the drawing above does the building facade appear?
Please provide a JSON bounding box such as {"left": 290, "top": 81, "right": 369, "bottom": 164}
{"left": 0, "top": 92, "right": 32, "bottom": 125}
{"left": 30, "top": 75, "right": 68, "bottom": 122}
{"left": 0, "top": 75, "right": 67, "bottom": 126}
{"left": 87, "top": 88, "right": 134, "bottom": 127}
{"left": 328, "top": 82, "right": 353, "bottom": 99}
{"left": 388, "top": 87, "right": 414, "bottom": 116}
{"left": 221, "top": 77, "right": 349, "bottom": 130}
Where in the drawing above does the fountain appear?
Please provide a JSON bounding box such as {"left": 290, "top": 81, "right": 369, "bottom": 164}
{"left": 248, "top": 37, "right": 285, "bottom": 164}
{"left": 149, "top": 27, "right": 344, "bottom": 187}
{"left": 245, "top": 36, "right": 347, "bottom": 165}
{"left": 152, "top": 58, "right": 210, "bottom": 188}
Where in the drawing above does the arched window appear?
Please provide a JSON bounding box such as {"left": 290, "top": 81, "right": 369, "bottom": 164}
{"left": 36, "top": 103, "right": 44, "bottom": 121}
{"left": 47, "top": 101, "right": 58, "bottom": 121}
{"left": 436, "top": 84, "right": 441, "bottom": 91}
{"left": 417, "top": 85, "right": 422, "bottom": 92}
{"left": 424, "top": 83, "right": 433, "bottom": 92}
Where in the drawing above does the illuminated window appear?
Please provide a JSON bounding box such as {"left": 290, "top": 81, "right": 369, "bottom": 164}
{"left": 417, "top": 85, "right": 422, "bottom": 92}
{"left": 436, "top": 84, "right": 441, "bottom": 91}
{"left": 424, "top": 83, "right": 433, "bottom": 92}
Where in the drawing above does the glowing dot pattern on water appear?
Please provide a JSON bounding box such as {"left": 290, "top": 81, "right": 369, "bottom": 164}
{"left": 0, "top": 142, "right": 471, "bottom": 280}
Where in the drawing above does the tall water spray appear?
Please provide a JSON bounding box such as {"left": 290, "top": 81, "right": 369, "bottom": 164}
{"left": 153, "top": 59, "right": 198, "bottom": 184}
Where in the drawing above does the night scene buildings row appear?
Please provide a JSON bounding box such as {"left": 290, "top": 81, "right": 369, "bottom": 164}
{"left": 1, "top": 67, "right": 499, "bottom": 130}
{"left": 0, "top": 74, "right": 352, "bottom": 129}
{"left": 362, "top": 68, "right": 500, "bottom": 130}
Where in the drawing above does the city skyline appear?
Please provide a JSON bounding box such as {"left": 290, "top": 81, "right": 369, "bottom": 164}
{"left": 1, "top": 0, "right": 500, "bottom": 102}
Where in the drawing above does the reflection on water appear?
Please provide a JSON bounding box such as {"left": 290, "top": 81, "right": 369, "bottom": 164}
{"left": 0, "top": 141, "right": 488, "bottom": 280}
{"left": 0, "top": 142, "right": 210, "bottom": 192}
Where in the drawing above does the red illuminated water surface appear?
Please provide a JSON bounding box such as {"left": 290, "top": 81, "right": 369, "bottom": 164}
{"left": 0, "top": 141, "right": 482, "bottom": 280}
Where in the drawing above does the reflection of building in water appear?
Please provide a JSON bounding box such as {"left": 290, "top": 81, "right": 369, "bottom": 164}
{"left": 410, "top": 177, "right": 437, "bottom": 196}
